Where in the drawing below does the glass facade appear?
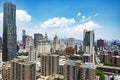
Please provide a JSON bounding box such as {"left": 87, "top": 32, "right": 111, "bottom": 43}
{"left": 2, "top": 2, "right": 17, "bottom": 61}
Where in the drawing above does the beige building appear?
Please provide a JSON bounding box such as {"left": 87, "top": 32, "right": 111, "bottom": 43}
{"left": 41, "top": 54, "right": 59, "bottom": 76}
{"left": 11, "top": 59, "right": 36, "bottom": 80}
{"left": 53, "top": 34, "right": 60, "bottom": 53}
{"left": 64, "top": 60, "right": 80, "bottom": 80}
{"left": 82, "top": 53, "right": 93, "bottom": 63}
{"left": 2, "top": 62, "right": 12, "bottom": 80}
{"left": 64, "top": 60, "right": 97, "bottom": 80}
{"left": 80, "top": 62, "right": 96, "bottom": 80}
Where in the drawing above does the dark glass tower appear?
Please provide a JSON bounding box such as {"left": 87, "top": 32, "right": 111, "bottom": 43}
{"left": 2, "top": 2, "right": 17, "bottom": 61}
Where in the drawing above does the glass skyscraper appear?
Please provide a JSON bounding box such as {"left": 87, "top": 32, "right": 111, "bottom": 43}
{"left": 2, "top": 2, "right": 17, "bottom": 61}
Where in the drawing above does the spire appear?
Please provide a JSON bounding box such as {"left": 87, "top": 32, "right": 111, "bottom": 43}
{"left": 54, "top": 34, "right": 58, "bottom": 40}
{"left": 45, "top": 33, "right": 48, "bottom": 41}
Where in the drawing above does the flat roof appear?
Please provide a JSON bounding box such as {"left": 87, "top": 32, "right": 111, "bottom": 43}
{"left": 80, "top": 62, "right": 96, "bottom": 69}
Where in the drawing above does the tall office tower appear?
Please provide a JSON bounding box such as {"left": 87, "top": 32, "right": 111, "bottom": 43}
{"left": 53, "top": 34, "right": 60, "bottom": 53}
{"left": 25, "top": 36, "right": 34, "bottom": 51}
{"left": 79, "top": 62, "right": 96, "bottom": 80}
{"left": 83, "top": 29, "right": 94, "bottom": 53}
{"left": 34, "top": 33, "right": 43, "bottom": 48}
{"left": 22, "top": 30, "right": 29, "bottom": 48}
{"left": 41, "top": 54, "right": 59, "bottom": 76}
{"left": 83, "top": 30, "right": 94, "bottom": 63}
{"left": 2, "top": 62, "right": 12, "bottom": 80}
{"left": 38, "top": 33, "right": 50, "bottom": 54}
{"left": 11, "top": 59, "right": 36, "bottom": 80}
{"left": 67, "top": 38, "right": 75, "bottom": 48}
{"left": 97, "top": 39, "right": 104, "bottom": 51}
{"left": 2, "top": 2, "right": 17, "bottom": 61}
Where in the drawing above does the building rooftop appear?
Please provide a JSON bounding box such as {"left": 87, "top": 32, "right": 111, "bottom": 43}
{"left": 83, "top": 53, "right": 91, "bottom": 56}
{"left": 80, "top": 62, "right": 96, "bottom": 69}
{"left": 65, "top": 60, "right": 76, "bottom": 65}
{"left": 59, "top": 58, "right": 67, "bottom": 65}
{"left": 11, "top": 58, "right": 35, "bottom": 65}
{"left": 112, "top": 55, "right": 120, "bottom": 58}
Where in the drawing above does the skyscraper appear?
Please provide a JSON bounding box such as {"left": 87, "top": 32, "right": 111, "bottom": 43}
{"left": 83, "top": 30, "right": 95, "bottom": 63}
{"left": 2, "top": 2, "right": 17, "bottom": 61}
{"left": 34, "top": 33, "right": 43, "bottom": 48}
{"left": 83, "top": 30, "right": 94, "bottom": 54}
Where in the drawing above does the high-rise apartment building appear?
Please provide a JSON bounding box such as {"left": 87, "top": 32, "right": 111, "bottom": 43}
{"left": 2, "top": 2, "right": 17, "bottom": 61}
{"left": 2, "top": 62, "right": 12, "bottom": 80}
{"left": 64, "top": 60, "right": 97, "bottom": 80}
{"left": 64, "top": 60, "right": 80, "bottom": 80}
{"left": 41, "top": 54, "right": 59, "bottom": 76}
{"left": 34, "top": 33, "right": 43, "bottom": 48}
{"left": 79, "top": 62, "right": 96, "bottom": 80}
{"left": 11, "top": 59, "right": 36, "bottom": 80}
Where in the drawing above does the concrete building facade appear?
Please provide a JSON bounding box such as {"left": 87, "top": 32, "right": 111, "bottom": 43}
{"left": 11, "top": 59, "right": 36, "bottom": 80}
{"left": 41, "top": 54, "right": 59, "bottom": 76}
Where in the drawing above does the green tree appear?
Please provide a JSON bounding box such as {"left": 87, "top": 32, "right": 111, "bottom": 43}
{"left": 96, "top": 69, "right": 105, "bottom": 80}
{"left": 76, "top": 50, "right": 84, "bottom": 55}
{"left": 53, "top": 78, "right": 64, "bottom": 80}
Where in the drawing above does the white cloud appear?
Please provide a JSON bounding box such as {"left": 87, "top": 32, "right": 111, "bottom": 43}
{"left": 40, "top": 17, "right": 75, "bottom": 28}
{"left": 93, "top": 13, "right": 99, "bottom": 18}
{"left": 75, "top": 20, "right": 100, "bottom": 31}
{"left": 0, "top": 10, "right": 101, "bottom": 40}
{"left": 16, "top": 10, "right": 31, "bottom": 23}
{"left": 80, "top": 16, "right": 86, "bottom": 22}
{"left": 37, "top": 19, "right": 101, "bottom": 39}
{"left": 0, "top": 10, "right": 32, "bottom": 40}
{"left": 82, "top": 16, "right": 85, "bottom": 19}
{"left": 77, "top": 12, "right": 81, "bottom": 16}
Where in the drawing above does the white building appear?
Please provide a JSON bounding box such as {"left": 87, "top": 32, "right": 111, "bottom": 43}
{"left": 28, "top": 49, "right": 38, "bottom": 62}
{"left": 38, "top": 34, "right": 51, "bottom": 54}
{"left": 67, "top": 38, "right": 75, "bottom": 48}
{"left": 25, "top": 36, "right": 34, "bottom": 51}
{"left": 0, "top": 49, "right": 2, "bottom": 62}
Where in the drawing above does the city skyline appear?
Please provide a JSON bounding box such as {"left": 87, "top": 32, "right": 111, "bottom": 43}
{"left": 0, "top": 0, "right": 120, "bottom": 41}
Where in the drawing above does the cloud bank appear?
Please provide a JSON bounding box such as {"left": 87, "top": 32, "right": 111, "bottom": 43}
{"left": 0, "top": 10, "right": 101, "bottom": 40}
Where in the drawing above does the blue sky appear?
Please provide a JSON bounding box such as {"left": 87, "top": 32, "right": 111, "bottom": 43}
{"left": 0, "top": 0, "right": 120, "bottom": 40}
